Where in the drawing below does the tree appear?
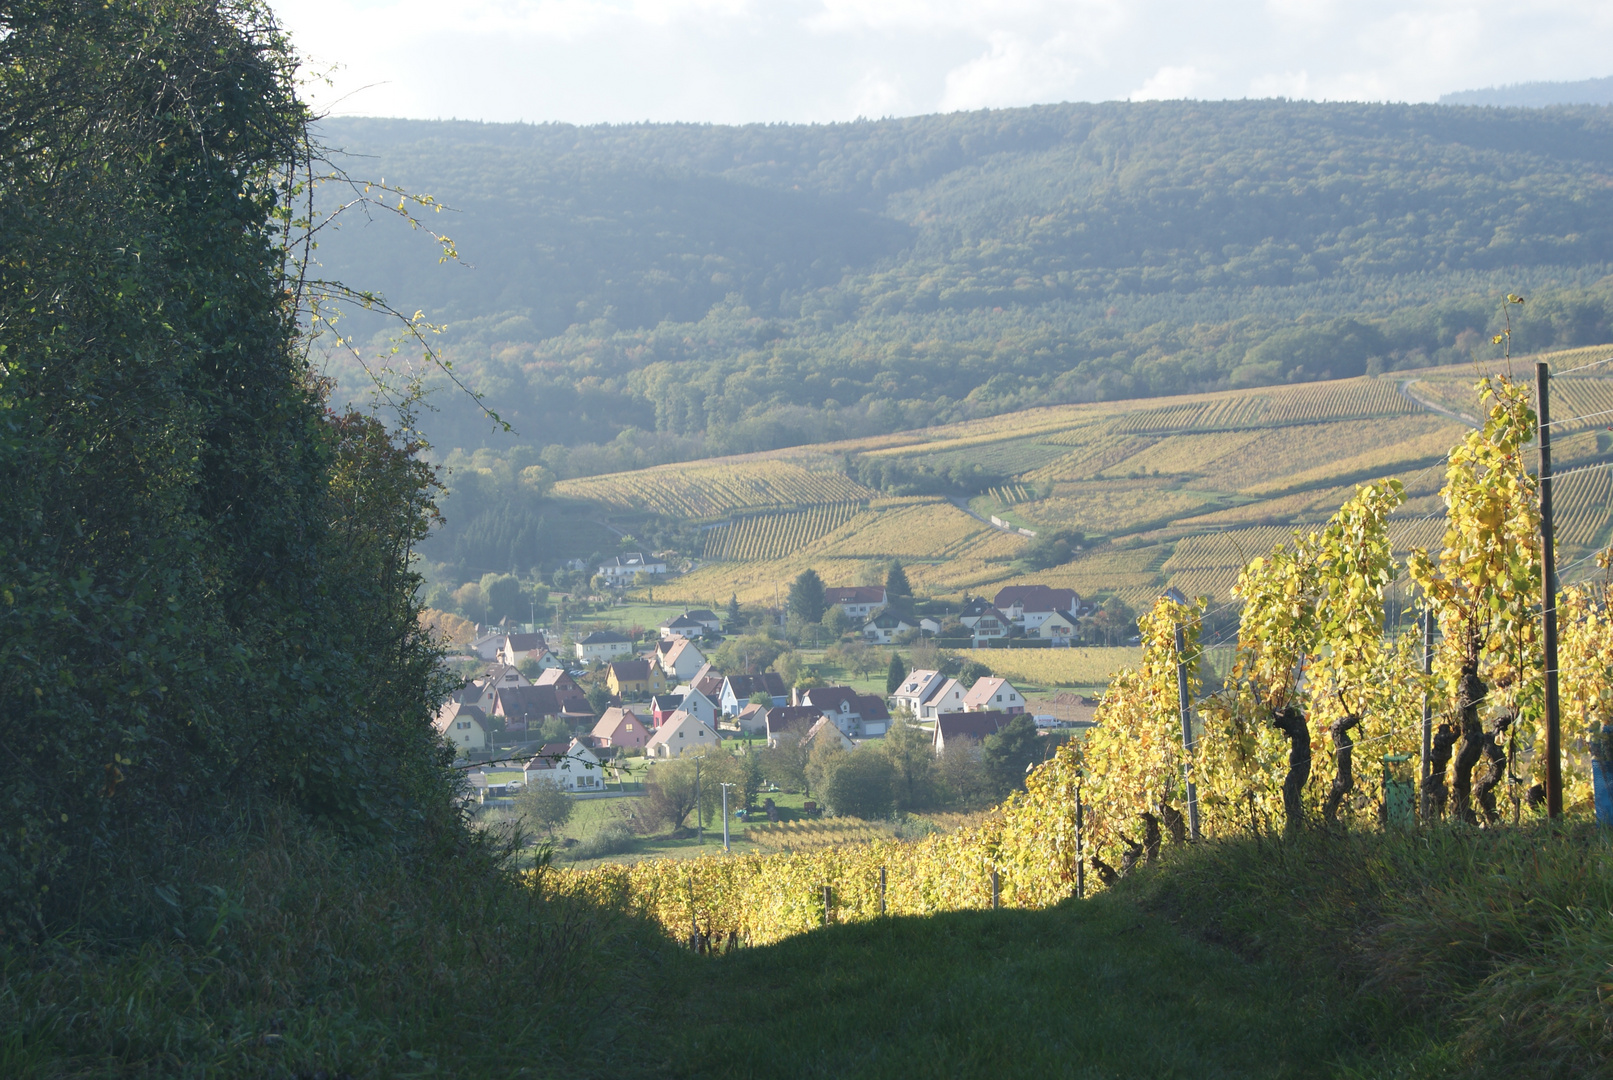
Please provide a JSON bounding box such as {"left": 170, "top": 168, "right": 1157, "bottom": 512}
{"left": 886, "top": 560, "right": 912, "bottom": 601}
{"left": 714, "top": 632, "right": 784, "bottom": 675}
{"left": 1020, "top": 530, "right": 1084, "bottom": 570}
{"left": 586, "top": 685, "right": 612, "bottom": 715}
{"left": 727, "top": 593, "right": 741, "bottom": 626}
{"left": 822, "top": 750, "right": 897, "bottom": 819}
{"left": 805, "top": 734, "right": 847, "bottom": 798}
{"left": 788, "top": 569, "right": 827, "bottom": 625}
{"left": 749, "top": 690, "right": 774, "bottom": 707}
{"left": 982, "top": 716, "right": 1042, "bottom": 797}
{"left": 936, "top": 739, "right": 994, "bottom": 808}
{"left": 878, "top": 719, "right": 939, "bottom": 811}
{"left": 821, "top": 605, "right": 852, "bottom": 638}
{"left": 480, "top": 573, "right": 524, "bottom": 623}
{"left": 515, "top": 776, "right": 574, "bottom": 836}
{"left": 644, "top": 757, "right": 701, "bottom": 831}
{"left": 759, "top": 741, "right": 808, "bottom": 794}
{"left": 886, "top": 652, "right": 909, "bottom": 694}
{"left": 959, "top": 660, "right": 993, "bottom": 686}
{"left": 537, "top": 717, "right": 571, "bottom": 745}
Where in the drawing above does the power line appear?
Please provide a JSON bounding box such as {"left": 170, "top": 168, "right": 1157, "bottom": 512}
{"left": 1550, "top": 355, "right": 1613, "bottom": 377}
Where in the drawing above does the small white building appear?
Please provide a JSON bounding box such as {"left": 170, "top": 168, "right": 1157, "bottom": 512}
{"left": 669, "top": 683, "right": 721, "bottom": 729}
{"left": 859, "top": 610, "right": 915, "bottom": 644}
{"left": 434, "top": 701, "right": 487, "bottom": 754}
{"left": 963, "top": 676, "right": 1026, "bottom": 715}
{"left": 824, "top": 586, "right": 887, "bottom": 620}
{"left": 645, "top": 711, "right": 723, "bottom": 758}
{"left": 658, "top": 637, "right": 708, "bottom": 682}
{"left": 575, "top": 630, "right": 632, "bottom": 664}
{"left": 524, "top": 738, "right": 607, "bottom": 791}
{"left": 597, "top": 552, "right": 668, "bottom": 580}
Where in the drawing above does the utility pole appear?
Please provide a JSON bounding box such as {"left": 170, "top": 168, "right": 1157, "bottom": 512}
{"left": 1164, "top": 588, "right": 1200, "bottom": 840}
{"left": 1537, "top": 361, "right": 1563, "bottom": 819}
{"left": 1420, "top": 604, "right": 1434, "bottom": 820}
{"left": 719, "top": 782, "right": 734, "bottom": 851}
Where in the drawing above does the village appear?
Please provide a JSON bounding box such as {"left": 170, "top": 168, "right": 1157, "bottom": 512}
{"left": 434, "top": 560, "right": 1107, "bottom": 856}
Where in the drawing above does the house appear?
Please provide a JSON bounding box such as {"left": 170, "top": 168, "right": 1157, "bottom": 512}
{"left": 486, "top": 684, "right": 566, "bottom": 734}
{"left": 690, "top": 664, "right": 725, "bottom": 701}
{"left": 733, "top": 702, "right": 768, "bottom": 736}
{"left": 1034, "top": 610, "right": 1079, "bottom": 642}
{"left": 648, "top": 694, "right": 685, "bottom": 727}
{"left": 434, "top": 701, "right": 486, "bottom": 753}
{"left": 963, "top": 677, "right": 1026, "bottom": 715}
{"left": 501, "top": 632, "right": 553, "bottom": 667}
{"left": 589, "top": 707, "right": 649, "bottom": 751}
{"left": 933, "top": 710, "right": 1012, "bottom": 754}
{"left": 859, "top": 610, "right": 915, "bottom": 644}
{"left": 575, "top": 629, "right": 632, "bottom": 664}
{"left": 764, "top": 705, "right": 827, "bottom": 746}
{"left": 891, "top": 670, "right": 948, "bottom": 716}
{"left": 658, "top": 637, "right": 707, "bottom": 682}
{"left": 824, "top": 585, "right": 887, "bottom": 620}
{"left": 803, "top": 716, "right": 856, "bottom": 752}
{"left": 685, "top": 609, "right": 723, "bottom": 634}
{"left": 718, "top": 672, "right": 788, "bottom": 716}
{"left": 607, "top": 658, "right": 666, "bottom": 700}
{"left": 645, "top": 710, "right": 723, "bottom": 758}
{"left": 659, "top": 613, "right": 707, "bottom": 640}
{"left": 958, "top": 597, "right": 999, "bottom": 628}
{"left": 597, "top": 552, "right": 667, "bottom": 580}
{"left": 968, "top": 609, "right": 1012, "bottom": 646}
{"left": 524, "top": 739, "right": 607, "bottom": 790}
{"left": 470, "top": 632, "right": 507, "bottom": 662}
{"left": 464, "top": 663, "right": 531, "bottom": 712}
{"left": 534, "top": 668, "right": 594, "bottom": 717}
{"left": 670, "top": 683, "right": 720, "bottom": 728}
{"left": 797, "top": 686, "right": 891, "bottom": 738}
{"left": 993, "top": 585, "right": 1082, "bottom": 633}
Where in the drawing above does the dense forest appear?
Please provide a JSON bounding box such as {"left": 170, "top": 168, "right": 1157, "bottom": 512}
{"left": 317, "top": 104, "right": 1613, "bottom": 461}
{"left": 310, "top": 103, "right": 1613, "bottom": 580}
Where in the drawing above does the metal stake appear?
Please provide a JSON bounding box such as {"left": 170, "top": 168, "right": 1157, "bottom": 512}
{"left": 1537, "top": 361, "right": 1563, "bottom": 819}
{"left": 879, "top": 866, "right": 887, "bottom": 915}
{"left": 1419, "top": 605, "right": 1434, "bottom": 821}
{"left": 1165, "top": 588, "right": 1200, "bottom": 840}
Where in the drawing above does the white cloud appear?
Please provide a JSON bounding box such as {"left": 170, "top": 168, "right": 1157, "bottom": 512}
{"left": 270, "top": 0, "right": 1613, "bottom": 123}
{"left": 1129, "top": 64, "right": 1201, "bottom": 101}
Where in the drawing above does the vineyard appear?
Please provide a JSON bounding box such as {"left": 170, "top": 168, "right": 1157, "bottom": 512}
{"left": 701, "top": 503, "right": 861, "bottom": 561}
{"left": 746, "top": 820, "right": 891, "bottom": 850}
{"left": 553, "top": 460, "right": 875, "bottom": 518}
{"left": 949, "top": 647, "right": 1143, "bottom": 688}
{"left": 1112, "top": 376, "right": 1419, "bottom": 434}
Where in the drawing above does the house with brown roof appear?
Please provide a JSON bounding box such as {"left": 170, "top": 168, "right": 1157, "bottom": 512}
{"left": 660, "top": 613, "right": 708, "bottom": 640}
{"left": 645, "top": 711, "right": 723, "bottom": 758}
{"left": 804, "top": 716, "right": 855, "bottom": 752}
{"left": 764, "top": 706, "right": 827, "bottom": 746}
{"left": 963, "top": 677, "right": 1026, "bottom": 715}
{"left": 733, "top": 702, "right": 768, "bottom": 736}
{"left": 933, "top": 710, "right": 1012, "bottom": 754}
{"left": 824, "top": 585, "right": 887, "bottom": 620}
{"left": 797, "top": 686, "right": 892, "bottom": 738}
{"left": 607, "top": 659, "right": 666, "bottom": 700}
{"left": 501, "top": 631, "right": 557, "bottom": 668}
{"left": 575, "top": 629, "right": 633, "bottom": 665}
{"left": 534, "top": 668, "right": 593, "bottom": 716}
{"left": 487, "top": 684, "right": 565, "bottom": 735}
{"left": 992, "top": 586, "right": 1082, "bottom": 635}
{"left": 589, "top": 707, "right": 649, "bottom": 751}
{"left": 466, "top": 663, "right": 531, "bottom": 712}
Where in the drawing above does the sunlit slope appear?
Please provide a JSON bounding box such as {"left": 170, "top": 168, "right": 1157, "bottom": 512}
{"left": 555, "top": 347, "right": 1613, "bottom": 607}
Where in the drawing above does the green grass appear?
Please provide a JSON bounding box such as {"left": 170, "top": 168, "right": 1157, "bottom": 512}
{"left": 665, "top": 896, "right": 1353, "bottom": 1079}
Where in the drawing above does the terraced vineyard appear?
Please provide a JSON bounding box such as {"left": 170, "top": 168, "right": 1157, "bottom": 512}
{"left": 702, "top": 503, "right": 861, "bottom": 561}
{"left": 951, "top": 648, "right": 1144, "bottom": 688}
{"left": 554, "top": 460, "right": 874, "bottom": 518}
{"left": 1555, "top": 465, "right": 1613, "bottom": 548}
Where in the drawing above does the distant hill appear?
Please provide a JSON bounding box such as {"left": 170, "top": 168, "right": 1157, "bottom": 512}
{"left": 1441, "top": 77, "right": 1613, "bottom": 108}
{"left": 314, "top": 103, "right": 1613, "bottom": 467}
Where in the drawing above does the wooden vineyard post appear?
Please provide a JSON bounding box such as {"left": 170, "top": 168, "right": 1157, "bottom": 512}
{"left": 1537, "top": 361, "right": 1563, "bottom": 820}
{"left": 1419, "top": 605, "right": 1434, "bottom": 821}
{"left": 878, "top": 866, "right": 887, "bottom": 915}
{"left": 1075, "top": 785, "right": 1085, "bottom": 899}
{"left": 991, "top": 869, "right": 1001, "bottom": 910}
{"left": 822, "top": 884, "right": 832, "bottom": 927}
{"left": 1165, "top": 587, "right": 1201, "bottom": 839}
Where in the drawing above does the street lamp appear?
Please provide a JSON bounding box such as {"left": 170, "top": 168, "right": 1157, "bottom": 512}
{"left": 719, "top": 782, "right": 736, "bottom": 851}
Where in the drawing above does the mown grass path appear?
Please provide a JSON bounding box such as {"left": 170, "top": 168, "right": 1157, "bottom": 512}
{"left": 663, "top": 897, "right": 1350, "bottom": 1079}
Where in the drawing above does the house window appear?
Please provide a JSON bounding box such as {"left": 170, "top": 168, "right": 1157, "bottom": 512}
{"left": 625, "top": 723, "right": 634, "bottom": 731}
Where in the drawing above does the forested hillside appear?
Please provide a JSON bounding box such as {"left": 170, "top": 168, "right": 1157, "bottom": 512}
{"left": 317, "top": 103, "right": 1613, "bottom": 476}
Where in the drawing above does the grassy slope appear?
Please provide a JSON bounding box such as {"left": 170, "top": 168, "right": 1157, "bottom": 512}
{"left": 664, "top": 899, "right": 1349, "bottom": 1080}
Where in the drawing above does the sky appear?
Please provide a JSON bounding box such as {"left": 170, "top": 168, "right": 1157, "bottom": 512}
{"left": 273, "top": 0, "right": 1613, "bottom": 125}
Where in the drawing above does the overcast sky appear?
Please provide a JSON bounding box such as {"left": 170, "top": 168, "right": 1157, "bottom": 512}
{"left": 273, "top": 0, "right": 1613, "bottom": 124}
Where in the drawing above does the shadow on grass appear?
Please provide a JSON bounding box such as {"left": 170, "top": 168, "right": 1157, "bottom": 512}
{"left": 663, "top": 896, "right": 1354, "bottom": 1080}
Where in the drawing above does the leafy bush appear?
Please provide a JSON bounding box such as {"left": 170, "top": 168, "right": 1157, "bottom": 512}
{"left": 561, "top": 823, "right": 638, "bottom": 862}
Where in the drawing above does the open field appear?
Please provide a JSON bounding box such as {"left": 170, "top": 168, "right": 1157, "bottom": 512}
{"left": 951, "top": 647, "right": 1143, "bottom": 688}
